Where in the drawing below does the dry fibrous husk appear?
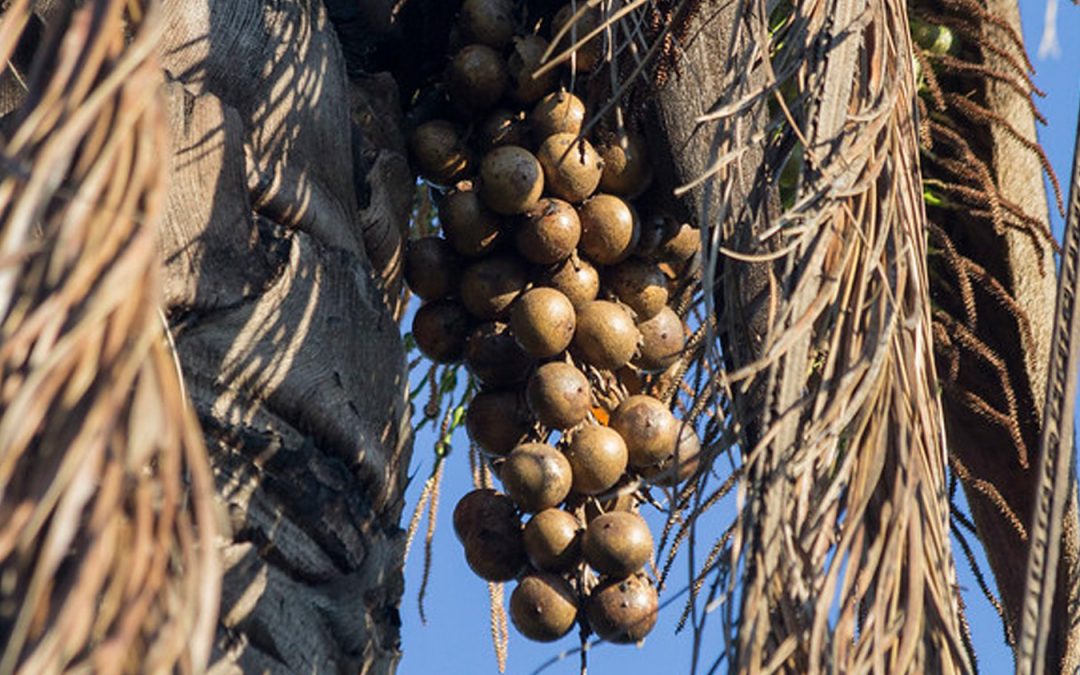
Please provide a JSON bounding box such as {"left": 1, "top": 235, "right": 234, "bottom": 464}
{"left": 0, "top": 1, "right": 220, "bottom": 672}
{"left": 643, "top": 0, "right": 974, "bottom": 669}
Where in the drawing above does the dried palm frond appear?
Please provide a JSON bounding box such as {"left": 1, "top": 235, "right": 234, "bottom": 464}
{"left": 664, "top": 0, "right": 974, "bottom": 670}
{"left": 0, "top": 1, "right": 219, "bottom": 673}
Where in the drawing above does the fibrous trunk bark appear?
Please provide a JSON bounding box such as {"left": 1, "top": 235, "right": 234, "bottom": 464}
{"left": 154, "top": 1, "right": 413, "bottom": 671}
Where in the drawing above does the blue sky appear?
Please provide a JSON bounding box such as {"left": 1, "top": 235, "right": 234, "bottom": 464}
{"left": 398, "top": 4, "right": 1079, "bottom": 672}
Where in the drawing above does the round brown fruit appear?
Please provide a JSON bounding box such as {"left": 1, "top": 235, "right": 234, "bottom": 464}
{"left": 412, "top": 299, "right": 470, "bottom": 363}
{"left": 508, "top": 35, "right": 559, "bottom": 104}
{"left": 572, "top": 300, "right": 639, "bottom": 370}
{"left": 596, "top": 132, "right": 653, "bottom": 198}
{"left": 477, "top": 108, "right": 529, "bottom": 150}
{"left": 510, "top": 287, "right": 576, "bottom": 358}
{"left": 609, "top": 395, "right": 679, "bottom": 469}
{"left": 410, "top": 120, "right": 470, "bottom": 186}
{"left": 640, "top": 424, "right": 701, "bottom": 486}
{"left": 460, "top": 255, "right": 527, "bottom": 319}
{"left": 501, "top": 442, "right": 573, "bottom": 512}
{"left": 550, "top": 4, "right": 602, "bottom": 72}
{"left": 458, "top": 0, "right": 515, "bottom": 49}
{"left": 526, "top": 362, "right": 592, "bottom": 430}
{"left": 535, "top": 254, "right": 599, "bottom": 308}
{"left": 530, "top": 90, "right": 586, "bottom": 138}
{"left": 582, "top": 511, "right": 653, "bottom": 578}
{"left": 584, "top": 493, "right": 636, "bottom": 523}
{"left": 466, "top": 390, "right": 532, "bottom": 457}
{"left": 464, "top": 322, "right": 533, "bottom": 387}
{"left": 565, "top": 425, "right": 628, "bottom": 495}
{"left": 456, "top": 489, "right": 526, "bottom": 581}
{"left": 404, "top": 236, "right": 461, "bottom": 301}
{"left": 510, "top": 573, "right": 579, "bottom": 642}
{"left": 440, "top": 188, "right": 503, "bottom": 257}
{"left": 634, "top": 306, "right": 685, "bottom": 372}
{"left": 658, "top": 221, "right": 701, "bottom": 263}
{"left": 605, "top": 259, "right": 669, "bottom": 321}
{"left": 453, "top": 488, "right": 518, "bottom": 543}
{"left": 463, "top": 516, "right": 527, "bottom": 581}
{"left": 536, "top": 133, "right": 604, "bottom": 203}
{"left": 586, "top": 574, "right": 659, "bottom": 643}
{"left": 479, "top": 145, "right": 545, "bottom": 215}
{"left": 578, "top": 194, "right": 639, "bottom": 264}
{"left": 516, "top": 198, "right": 581, "bottom": 265}
{"left": 446, "top": 44, "right": 508, "bottom": 115}
{"left": 523, "top": 508, "right": 582, "bottom": 572}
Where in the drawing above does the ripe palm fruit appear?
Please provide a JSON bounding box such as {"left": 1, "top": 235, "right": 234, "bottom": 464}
{"left": 565, "top": 425, "right": 628, "bottom": 495}
{"left": 404, "top": 236, "right": 461, "bottom": 301}
{"left": 479, "top": 145, "right": 545, "bottom": 215}
{"left": 535, "top": 254, "right": 599, "bottom": 308}
{"left": 582, "top": 511, "right": 653, "bottom": 578}
{"left": 526, "top": 361, "right": 591, "bottom": 430}
{"left": 446, "top": 44, "right": 508, "bottom": 115}
{"left": 586, "top": 574, "right": 659, "bottom": 643}
{"left": 523, "top": 508, "right": 583, "bottom": 572}
{"left": 466, "top": 389, "right": 532, "bottom": 457}
{"left": 464, "top": 523, "right": 527, "bottom": 582}
{"left": 583, "top": 493, "right": 636, "bottom": 523}
{"left": 610, "top": 395, "right": 679, "bottom": 469}
{"left": 453, "top": 488, "right": 518, "bottom": 543}
{"left": 596, "top": 132, "right": 653, "bottom": 198}
{"left": 458, "top": 0, "right": 515, "bottom": 49}
{"left": 516, "top": 197, "right": 581, "bottom": 265}
{"left": 634, "top": 306, "right": 685, "bottom": 372}
{"left": 455, "top": 490, "right": 527, "bottom": 581}
{"left": 550, "top": 4, "right": 602, "bottom": 72}
{"left": 530, "top": 90, "right": 586, "bottom": 138}
{"left": 536, "top": 133, "right": 604, "bottom": 203}
{"left": 440, "top": 188, "right": 503, "bottom": 257}
{"left": 510, "top": 572, "right": 579, "bottom": 642}
{"left": 510, "top": 287, "right": 576, "bottom": 358}
{"left": 410, "top": 120, "right": 471, "bottom": 186}
{"left": 578, "top": 194, "right": 639, "bottom": 264}
{"left": 605, "top": 258, "right": 669, "bottom": 320}
{"left": 477, "top": 108, "right": 530, "bottom": 150}
{"left": 501, "top": 442, "right": 573, "bottom": 512}
{"left": 640, "top": 424, "right": 701, "bottom": 486}
{"left": 464, "top": 322, "right": 533, "bottom": 387}
{"left": 657, "top": 221, "right": 700, "bottom": 263}
{"left": 460, "top": 254, "right": 527, "bottom": 319}
{"left": 412, "top": 299, "right": 471, "bottom": 363}
{"left": 572, "top": 300, "right": 639, "bottom": 370}
{"left": 508, "top": 35, "right": 559, "bottom": 104}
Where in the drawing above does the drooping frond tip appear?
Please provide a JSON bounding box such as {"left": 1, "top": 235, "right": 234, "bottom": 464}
{"left": 0, "top": 1, "right": 220, "bottom": 672}
{"left": 672, "top": 0, "right": 975, "bottom": 669}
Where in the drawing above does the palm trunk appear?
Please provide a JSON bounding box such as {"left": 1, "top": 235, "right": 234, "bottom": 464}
{"left": 155, "top": 1, "right": 413, "bottom": 671}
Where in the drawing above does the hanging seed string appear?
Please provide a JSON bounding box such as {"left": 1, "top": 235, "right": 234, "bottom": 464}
{"left": 489, "top": 580, "right": 510, "bottom": 673}
{"left": 417, "top": 457, "right": 446, "bottom": 624}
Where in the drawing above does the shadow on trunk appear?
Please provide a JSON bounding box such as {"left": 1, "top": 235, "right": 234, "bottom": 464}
{"left": 154, "top": 1, "right": 414, "bottom": 671}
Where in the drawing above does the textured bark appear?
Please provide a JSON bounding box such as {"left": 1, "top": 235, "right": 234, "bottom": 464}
{"left": 154, "top": 1, "right": 413, "bottom": 672}
{"left": 644, "top": 0, "right": 773, "bottom": 443}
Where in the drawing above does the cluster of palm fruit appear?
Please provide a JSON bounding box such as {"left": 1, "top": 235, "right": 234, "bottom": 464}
{"left": 404, "top": 0, "right": 702, "bottom": 646}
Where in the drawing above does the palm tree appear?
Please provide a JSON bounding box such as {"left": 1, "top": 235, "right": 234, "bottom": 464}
{"left": 1, "top": 0, "right": 1076, "bottom": 673}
